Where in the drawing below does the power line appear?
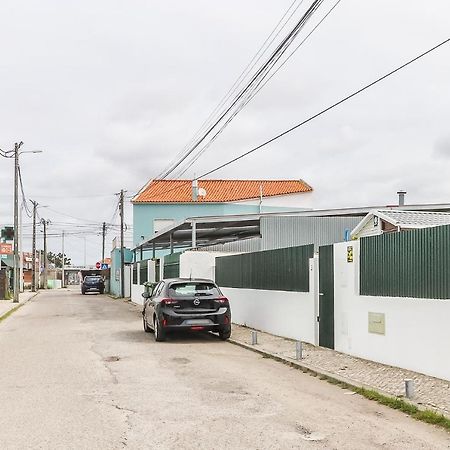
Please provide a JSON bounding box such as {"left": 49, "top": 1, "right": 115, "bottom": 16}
{"left": 156, "top": 0, "right": 327, "bottom": 180}
{"left": 163, "top": 0, "right": 304, "bottom": 174}
{"left": 175, "top": 0, "right": 343, "bottom": 177}
{"left": 138, "top": 37, "right": 450, "bottom": 201}
{"left": 18, "top": 166, "right": 33, "bottom": 218}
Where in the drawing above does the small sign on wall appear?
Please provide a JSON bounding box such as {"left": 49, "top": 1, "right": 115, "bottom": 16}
{"left": 368, "top": 312, "right": 385, "bottom": 335}
{"left": 347, "top": 246, "right": 353, "bottom": 263}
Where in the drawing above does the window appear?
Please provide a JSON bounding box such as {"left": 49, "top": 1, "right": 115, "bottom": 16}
{"left": 132, "top": 263, "right": 138, "bottom": 285}
{"left": 169, "top": 282, "right": 221, "bottom": 298}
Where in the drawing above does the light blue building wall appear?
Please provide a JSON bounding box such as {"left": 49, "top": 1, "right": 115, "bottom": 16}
{"left": 132, "top": 202, "right": 295, "bottom": 257}
{"left": 110, "top": 247, "right": 133, "bottom": 296}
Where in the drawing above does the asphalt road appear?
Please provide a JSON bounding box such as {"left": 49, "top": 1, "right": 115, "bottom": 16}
{"left": 0, "top": 288, "right": 448, "bottom": 450}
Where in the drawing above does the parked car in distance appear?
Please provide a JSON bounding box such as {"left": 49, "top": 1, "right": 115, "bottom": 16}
{"left": 142, "top": 278, "right": 231, "bottom": 342}
{"left": 81, "top": 275, "right": 105, "bottom": 295}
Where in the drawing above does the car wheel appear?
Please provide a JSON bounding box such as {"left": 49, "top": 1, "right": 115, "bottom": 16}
{"left": 154, "top": 316, "right": 166, "bottom": 342}
{"left": 219, "top": 327, "right": 231, "bottom": 341}
{"left": 143, "top": 316, "right": 152, "bottom": 333}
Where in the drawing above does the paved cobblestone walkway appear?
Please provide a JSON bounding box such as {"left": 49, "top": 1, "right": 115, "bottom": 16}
{"left": 230, "top": 324, "right": 450, "bottom": 418}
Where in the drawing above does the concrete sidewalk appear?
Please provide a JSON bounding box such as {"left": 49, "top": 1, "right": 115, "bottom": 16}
{"left": 230, "top": 324, "right": 450, "bottom": 419}
{"left": 0, "top": 291, "right": 39, "bottom": 318}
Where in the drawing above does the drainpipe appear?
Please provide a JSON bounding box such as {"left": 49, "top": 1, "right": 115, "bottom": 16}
{"left": 192, "top": 179, "right": 198, "bottom": 202}
{"left": 259, "top": 184, "right": 263, "bottom": 213}
{"left": 191, "top": 221, "right": 197, "bottom": 248}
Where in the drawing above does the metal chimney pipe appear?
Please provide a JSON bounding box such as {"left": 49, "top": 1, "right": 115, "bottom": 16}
{"left": 397, "top": 190, "right": 407, "bottom": 206}
{"left": 192, "top": 179, "right": 198, "bottom": 202}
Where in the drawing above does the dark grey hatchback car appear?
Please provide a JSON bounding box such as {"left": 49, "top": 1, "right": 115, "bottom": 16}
{"left": 142, "top": 278, "right": 231, "bottom": 342}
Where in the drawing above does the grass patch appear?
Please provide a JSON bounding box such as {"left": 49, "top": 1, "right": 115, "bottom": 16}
{"left": 354, "top": 387, "right": 450, "bottom": 431}
{"left": 0, "top": 304, "right": 23, "bottom": 323}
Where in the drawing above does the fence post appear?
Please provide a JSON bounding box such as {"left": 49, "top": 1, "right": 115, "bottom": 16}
{"left": 405, "top": 379, "right": 414, "bottom": 399}
{"left": 251, "top": 331, "right": 258, "bottom": 345}
{"left": 295, "top": 341, "right": 303, "bottom": 360}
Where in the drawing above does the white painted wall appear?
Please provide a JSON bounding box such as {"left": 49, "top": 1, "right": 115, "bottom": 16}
{"left": 334, "top": 241, "right": 450, "bottom": 381}
{"left": 232, "top": 191, "right": 316, "bottom": 209}
{"left": 223, "top": 258, "right": 317, "bottom": 343}
{"left": 179, "top": 251, "right": 238, "bottom": 281}
{"left": 124, "top": 265, "right": 131, "bottom": 298}
{"left": 179, "top": 251, "right": 318, "bottom": 344}
{"left": 131, "top": 259, "right": 156, "bottom": 305}
{"left": 131, "top": 284, "right": 144, "bottom": 305}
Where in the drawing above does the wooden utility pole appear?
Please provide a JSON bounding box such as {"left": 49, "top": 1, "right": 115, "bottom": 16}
{"left": 13, "top": 142, "right": 22, "bottom": 302}
{"left": 61, "top": 230, "right": 65, "bottom": 288}
{"left": 102, "top": 222, "right": 106, "bottom": 263}
{"left": 31, "top": 200, "right": 38, "bottom": 292}
{"left": 119, "top": 190, "right": 125, "bottom": 298}
{"left": 41, "top": 219, "right": 49, "bottom": 289}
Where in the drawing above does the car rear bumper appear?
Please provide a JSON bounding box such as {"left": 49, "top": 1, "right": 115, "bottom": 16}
{"left": 159, "top": 307, "right": 231, "bottom": 330}
{"left": 83, "top": 287, "right": 103, "bottom": 292}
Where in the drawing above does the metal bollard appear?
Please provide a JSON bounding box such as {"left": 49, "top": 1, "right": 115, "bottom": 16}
{"left": 251, "top": 330, "right": 258, "bottom": 345}
{"left": 404, "top": 379, "right": 414, "bottom": 399}
{"left": 295, "top": 341, "right": 303, "bottom": 360}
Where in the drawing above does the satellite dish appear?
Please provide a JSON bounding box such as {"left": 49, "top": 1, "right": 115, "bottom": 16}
{"left": 198, "top": 188, "right": 207, "bottom": 197}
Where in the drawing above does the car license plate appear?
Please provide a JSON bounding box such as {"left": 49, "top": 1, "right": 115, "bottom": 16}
{"left": 185, "top": 319, "right": 212, "bottom": 325}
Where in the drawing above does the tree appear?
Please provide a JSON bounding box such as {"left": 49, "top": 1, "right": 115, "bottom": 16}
{"left": 47, "top": 252, "right": 71, "bottom": 268}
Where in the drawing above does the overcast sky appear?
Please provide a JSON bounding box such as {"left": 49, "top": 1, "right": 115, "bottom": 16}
{"left": 1, "top": 0, "right": 449, "bottom": 265}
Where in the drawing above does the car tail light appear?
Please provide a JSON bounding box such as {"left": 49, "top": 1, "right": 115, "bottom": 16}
{"left": 216, "top": 296, "right": 229, "bottom": 304}
{"left": 163, "top": 319, "right": 167, "bottom": 327}
{"left": 160, "top": 298, "right": 178, "bottom": 305}
{"left": 191, "top": 326, "right": 204, "bottom": 331}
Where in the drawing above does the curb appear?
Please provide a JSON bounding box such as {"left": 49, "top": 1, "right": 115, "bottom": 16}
{"left": 228, "top": 338, "right": 449, "bottom": 423}
{"left": 0, "top": 291, "right": 39, "bottom": 323}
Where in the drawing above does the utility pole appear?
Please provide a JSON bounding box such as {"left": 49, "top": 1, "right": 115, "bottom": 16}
{"left": 41, "top": 219, "right": 50, "bottom": 289}
{"left": 61, "top": 230, "right": 65, "bottom": 288}
{"left": 31, "top": 200, "right": 38, "bottom": 292}
{"left": 19, "top": 198, "right": 24, "bottom": 293}
{"left": 102, "top": 222, "right": 106, "bottom": 263}
{"left": 119, "top": 190, "right": 125, "bottom": 298}
{"left": 13, "top": 142, "right": 23, "bottom": 303}
{"left": 0, "top": 141, "right": 41, "bottom": 301}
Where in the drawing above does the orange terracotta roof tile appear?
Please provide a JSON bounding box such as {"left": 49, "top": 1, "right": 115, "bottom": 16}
{"left": 133, "top": 179, "right": 312, "bottom": 203}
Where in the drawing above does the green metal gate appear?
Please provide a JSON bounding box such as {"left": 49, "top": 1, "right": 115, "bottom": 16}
{"left": 319, "top": 245, "right": 334, "bottom": 349}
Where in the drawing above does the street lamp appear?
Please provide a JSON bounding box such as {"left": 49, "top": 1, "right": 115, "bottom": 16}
{"left": 0, "top": 142, "right": 43, "bottom": 303}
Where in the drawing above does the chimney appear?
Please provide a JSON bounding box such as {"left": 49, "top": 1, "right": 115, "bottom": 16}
{"left": 192, "top": 179, "right": 198, "bottom": 202}
{"left": 397, "top": 190, "right": 407, "bottom": 206}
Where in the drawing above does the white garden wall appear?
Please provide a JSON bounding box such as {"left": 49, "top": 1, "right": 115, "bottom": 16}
{"left": 334, "top": 241, "right": 450, "bottom": 381}
{"left": 131, "top": 259, "right": 156, "bottom": 305}
{"left": 180, "top": 250, "right": 318, "bottom": 344}
{"left": 179, "top": 251, "right": 238, "bottom": 281}
{"left": 131, "top": 284, "right": 144, "bottom": 305}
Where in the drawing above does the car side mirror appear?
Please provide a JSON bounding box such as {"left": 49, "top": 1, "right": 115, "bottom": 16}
{"left": 142, "top": 291, "right": 151, "bottom": 299}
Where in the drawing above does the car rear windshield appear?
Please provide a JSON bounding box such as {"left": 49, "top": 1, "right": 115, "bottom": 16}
{"left": 85, "top": 276, "right": 102, "bottom": 282}
{"left": 169, "top": 282, "right": 220, "bottom": 297}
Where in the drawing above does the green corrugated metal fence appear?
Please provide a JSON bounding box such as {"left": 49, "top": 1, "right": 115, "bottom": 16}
{"left": 215, "top": 245, "right": 314, "bottom": 292}
{"left": 360, "top": 224, "right": 450, "bottom": 299}
{"left": 140, "top": 260, "right": 148, "bottom": 285}
{"left": 163, "top": 252, "right": 181, "bottom": 279}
